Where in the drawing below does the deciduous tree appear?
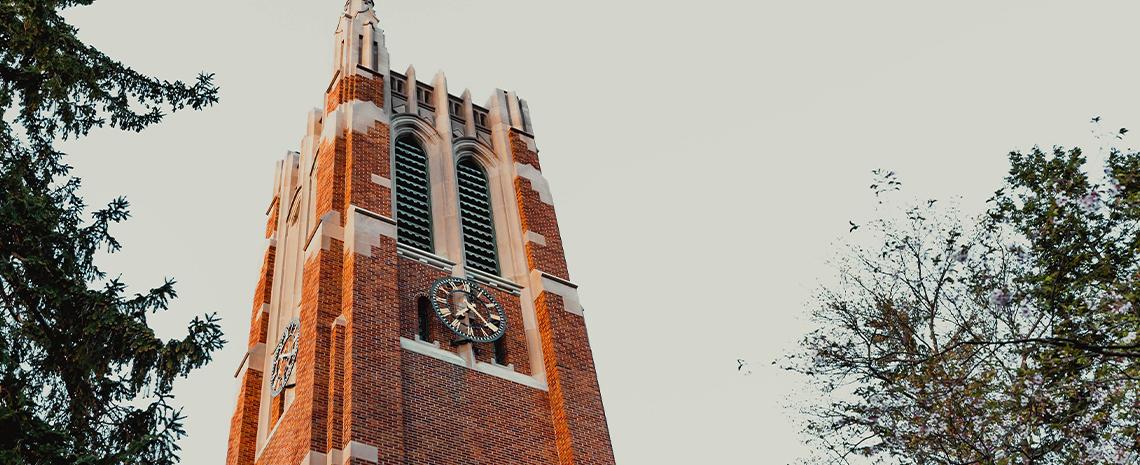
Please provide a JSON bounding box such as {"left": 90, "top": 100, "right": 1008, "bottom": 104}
{"left": 792, "top": 129, "right": 1140, "bottom": 464}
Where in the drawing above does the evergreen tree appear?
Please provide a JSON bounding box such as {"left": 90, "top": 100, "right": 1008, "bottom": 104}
{"left": 0, "top": 1, "right": 224, "bottom": 464}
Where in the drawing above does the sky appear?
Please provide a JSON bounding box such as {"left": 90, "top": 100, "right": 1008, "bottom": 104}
{"left": 56, "top": 1, "right": 1140, "bottom": 464}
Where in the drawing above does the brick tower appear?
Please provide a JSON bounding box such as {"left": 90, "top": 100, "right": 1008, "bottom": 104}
{"left": 224, "top": 2, "right": 617, "bottom": 465}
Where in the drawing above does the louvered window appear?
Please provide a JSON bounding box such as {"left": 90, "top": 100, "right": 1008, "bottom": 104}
{"left": 394, "top": 136, "right": 433, "bottom": 251}
{"left": 456, "top": 157, "right": 499, "bottom": 275}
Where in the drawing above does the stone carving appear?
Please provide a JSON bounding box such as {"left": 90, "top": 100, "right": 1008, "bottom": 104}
{"left": 345, "top": 0, "right": 374, "bottom": 14}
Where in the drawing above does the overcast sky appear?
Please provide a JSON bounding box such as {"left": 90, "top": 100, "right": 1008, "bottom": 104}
{"left": 58, "top": 1, "right": 1140, "bottom": 463}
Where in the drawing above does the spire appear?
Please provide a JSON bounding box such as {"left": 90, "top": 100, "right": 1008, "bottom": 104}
{"left": 332, "top": 0, "right": 387, "bottom": 78}
{"left": 344, "top": 0, "right": 374, "bottom": 15}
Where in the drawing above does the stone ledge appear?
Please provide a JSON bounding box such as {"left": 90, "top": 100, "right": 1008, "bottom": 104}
{"left": 396, "top": 244, "right": 455, "bottom": 271}
{"left": 524, "top": 230, "right": 547, "bottom": 246}
{"left": 528, "top": 269, "right": 583, "bottom": 316}
{"left": 234, "top": 342, "right": 266, "bottom": 378}
{"left": 467, "top": 268, "right": 523, "bottom": 295}
{"left": 399, "top": 337, "right": 547, "bottom": 391}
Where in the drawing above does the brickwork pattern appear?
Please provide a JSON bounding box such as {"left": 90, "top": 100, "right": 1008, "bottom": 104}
{"left": 510, "top": 131, "right": 570, "bottom": 280}
{"left": 344, "top": 121, "right": 391, "bottom": 217}
{"left": 509, "top": 130, "right": 541, "bottom": 170}
{"left": 300, "top": 242, "right": 343, "bottom": 453}
{"left": 535, "top": 293, "right": 616, "bottom": 465}
{"left": 226, "top": 368, "right": 262, "bottom": 465}
{"left": 396, "top": 258, "right": 450, "bottom": 344}
{"left": 254, "top": 239, "right": 344, "bottom": 465}
{"left": 326, "top": 319, "right": 345, "bottom": 452}
{"left": 401, "top": 350, "right": 558, "bottom": 465}
{"left": 340, "top": 235, "right": 405, "bottom": 461}
{"left": 326, "top": 73, "right": 385, "bottom": 114}
{"left": 315, "top": 137, "right": 347, "bottom": 224}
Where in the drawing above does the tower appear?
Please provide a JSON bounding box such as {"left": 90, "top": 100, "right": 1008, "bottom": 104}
{"left": 224, "top": 2, "right": 617, "bottom": 465}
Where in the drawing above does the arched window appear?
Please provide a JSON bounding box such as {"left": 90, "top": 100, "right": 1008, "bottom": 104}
{"left": 394, "top": 136, "right": 433, "bottom": 251}
{"left": 456, "top": 157, "right": 499, "bottom": 275}
{"left": 416, "top": 296, "right": 433, "bottom": 341}
{"left": 493, "top": 339, "right": 508, "bottom": 365}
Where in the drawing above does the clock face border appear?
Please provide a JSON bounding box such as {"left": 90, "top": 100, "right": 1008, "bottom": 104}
{"left": 270, "top": 317, "right": 301, "bottom": 397}
{"left": 428, "top": 277, "right": 508, "bottom": 343}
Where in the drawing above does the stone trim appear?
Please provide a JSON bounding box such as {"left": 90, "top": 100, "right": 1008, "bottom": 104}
{"left": 253, "top": 303, "right": 270, "bottom": 322}
{"left": 524, "top": 230, "right": 546, "bottom": 246}
{"left": 319, "top": 99, "right": 389, "bottom": 147}
{"left": 396, "top": 243, "right": 455, "bottom": 271}
{"left": 344, "top": 205, "right": 396, "bottom": 257}
{"left": 341, "top": 441, "right": 379, "bottom": 464}
{"left": 299, "top": 451, "right": 327, "bottom": 465}
{"left": 400, "top": 336, "right": 466, "bottom": 365}
{"left": 354, "top": 64, "right": 382, "bottom": 79}
{"left": 512, "top": 129, "right": 537, "bottom": 152}
{"left": 528, "top": 269, "right": 583, "bottom": 316}
{"left": 369, "top": 173, "right": 391, "bottom": 189}
{"left": 304, "top": 211, "right": 344, "bottom": 258}
{"left": 325, "top": 69, "right": 342, "bottom": 94}
{"left": 514, "top": 162, "right": 552, "bottom": 205}
{"left": 399, "top": 337, "right": 547, "bottom": 391}
{"left": 233, "top": 342, "right": 266, "bottom": 378}
{"left": 467, "top": 268, "right": 523, "bottom": 294}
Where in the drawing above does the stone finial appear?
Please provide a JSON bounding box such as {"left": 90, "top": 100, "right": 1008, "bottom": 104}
{"left": 344, "top": 0, "right": 374, "bottom": 15}
{"left": 461, "top": 89, "right": 476, "bottom": 137}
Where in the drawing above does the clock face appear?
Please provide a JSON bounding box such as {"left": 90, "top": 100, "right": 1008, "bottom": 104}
{"left": 269, "top": 317, "right": 301, "bottom": 397}
{"left": 429, "top": 277, "right": 507, "bottom": 343}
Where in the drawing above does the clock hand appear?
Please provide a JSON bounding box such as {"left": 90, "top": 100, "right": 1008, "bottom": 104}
{"left": 468, "top": 305, "right": 499, "bottom": 332}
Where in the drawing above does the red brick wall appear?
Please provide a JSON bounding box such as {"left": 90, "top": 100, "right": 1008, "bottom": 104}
{"left": 303, "top": 223, "right": 345, "bottom": 455}
{"left": 339, "top": 235, "right": 405, "bottom": 462}
{"left": 344, "top": 123, "right": 391, "bottom": 218}
{"left": 325, "top": 319, "right": 345, "bottom": 453}
{"left": 326, "top": 73, "right": 385, "bottom": 115}
{"left": 226, "top": 368, "right": 262, "bottom": 465}
{"left": 534, "top": 292, "right": 616, "bottom": 465}
{"left": 401, "top": 351, "right": 558, "bottom": 465}
{"left": 509, "top": 131, "right": 541, "bottom": 170}
{"left": 510, "top": 131, "right": 570, "bottom": 280}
